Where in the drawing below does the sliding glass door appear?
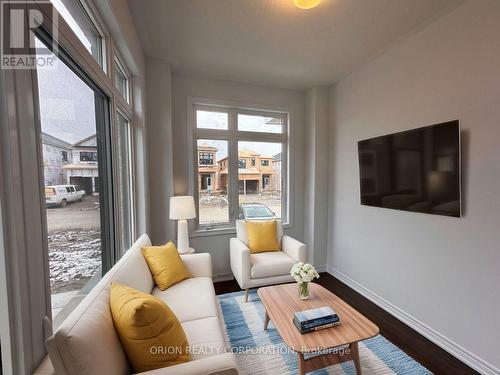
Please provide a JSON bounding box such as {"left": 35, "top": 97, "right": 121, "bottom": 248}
{"left": 35, "top": 35, "right": 114, "bottom": 328}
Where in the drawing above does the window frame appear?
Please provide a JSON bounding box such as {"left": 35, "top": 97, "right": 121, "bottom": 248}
{"left": 187, "top": 97, "right": 290, "bottom": 234}
{"left": 114, "top": 110, "right": 136, "bottom": 250}
{"left": 113, "top": 54, "right": 130, "bottom": 104}
{"left": 0, "top": 1, "right": 141, "bottom": 371}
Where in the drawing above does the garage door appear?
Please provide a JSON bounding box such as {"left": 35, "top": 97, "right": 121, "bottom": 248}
{"left": 70, "top": 176, "right": 93, "bottom": 194}
{"left": 239, "top": 180, "right": 259, "bottom": 194}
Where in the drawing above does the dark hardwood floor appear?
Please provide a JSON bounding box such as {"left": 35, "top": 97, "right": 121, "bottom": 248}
{"left": 214, "top": 273, "right": 478, "bottom": 375}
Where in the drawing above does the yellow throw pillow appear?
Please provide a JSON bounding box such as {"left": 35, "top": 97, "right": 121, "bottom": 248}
{"left": 245, "top": 220, "right": 281, "bottom": 253}
{"left": 110, "top": 283, "right": 190, "bottom": 373}
{"left": 141, "top": 241, "right": 191, "bottom": 290}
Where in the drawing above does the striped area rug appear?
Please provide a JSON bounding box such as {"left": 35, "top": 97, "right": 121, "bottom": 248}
{"left": 218, "top": 289, "right": 433, "bottom": 375}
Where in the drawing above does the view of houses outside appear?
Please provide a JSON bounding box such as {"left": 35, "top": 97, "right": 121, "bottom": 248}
{"left": 42, "top": 132, "right": 102, "bottom": 298}
{"left": 197, "top": 140, "right": 282, "bottom": 224}
{"left": 36, "top": 38, "right": 102, "bottom": 321}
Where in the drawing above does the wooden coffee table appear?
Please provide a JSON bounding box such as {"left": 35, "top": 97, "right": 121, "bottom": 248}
{"left": 258, "top": 283, "right": 379, "bottom": 375}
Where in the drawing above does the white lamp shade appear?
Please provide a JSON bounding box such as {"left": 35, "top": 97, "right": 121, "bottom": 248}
{"left": 169, "top": 196, "right": 196, "bottom": 220}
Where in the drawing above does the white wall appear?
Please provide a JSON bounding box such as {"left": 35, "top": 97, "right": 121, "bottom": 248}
{"left": 145, "top": 60, "right": 175, "bottom": 244}
{"left": 304, "top": 87, "right": 329, "bottom": 267}
{"left": 327, "top": 0, "right": 500, "bottom": 372}
{"left": 171, "top": 74, "right": 306, "bottom": 279}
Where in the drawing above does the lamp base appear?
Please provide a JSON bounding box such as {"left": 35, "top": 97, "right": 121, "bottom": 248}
{"left": 177, "top": 219, "right": 191, "bottom": 253}
{"left": 178, "top": 247, "right": 195, "bottom": 255}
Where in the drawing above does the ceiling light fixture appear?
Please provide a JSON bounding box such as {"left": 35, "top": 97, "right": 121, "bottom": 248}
{"left": 293, "top": 0, "right": 322, "bottom": 10}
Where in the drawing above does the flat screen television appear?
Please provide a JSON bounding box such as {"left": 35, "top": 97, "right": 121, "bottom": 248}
{"left": 358, "top": 120, "right": 461, "bottom": 217}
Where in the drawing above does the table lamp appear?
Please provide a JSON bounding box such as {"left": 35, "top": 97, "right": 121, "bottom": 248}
{"left": 169, "top": 196, "right": 196, "bottom": 253}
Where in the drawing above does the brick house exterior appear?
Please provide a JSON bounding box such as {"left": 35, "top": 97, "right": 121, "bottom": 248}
{"left": 197, "top": 145, "right": 279, "bottom": 194}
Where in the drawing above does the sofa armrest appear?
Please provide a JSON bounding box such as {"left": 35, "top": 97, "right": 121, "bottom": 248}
{"left": 282, "top": 235, "right": 307, "bottom": 263}
{"left": 138, "top": 353, "right": 238, "bottom": 375}
{"left": 180, "top": 253, "right": 212, "bottom": 278}
{"left": 230, "top": 238, "right": 251, "bottom": 289}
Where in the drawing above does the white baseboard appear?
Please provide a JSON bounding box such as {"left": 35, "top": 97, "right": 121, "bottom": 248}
{"left": 315, "top": 264, "right": 328, "bottom": 273}
{"left": 326, "top": 266, "right": 499, "bottom": 375}
{"left": 213, "top": 273, "right": 235, "bottom": 283}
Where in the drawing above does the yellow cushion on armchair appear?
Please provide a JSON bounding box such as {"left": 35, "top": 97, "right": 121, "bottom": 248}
{"left": 245, "top": 220, "right": 281, "bottom": 253}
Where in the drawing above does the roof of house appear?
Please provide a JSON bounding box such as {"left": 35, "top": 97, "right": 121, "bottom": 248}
{"left": 198, "top": 143, "right": 218, "bottom": 151}
{"left": 218, "top": 148, "right": 275, "bottom": 163}
{"left": 238, "top": 148, "right": 259, "bottom": 157}
{"left": 41, "top": 132, "right": 71, "bottom": 149}
{"left": 71, "top": 134, "right": 97, "bottom": 148}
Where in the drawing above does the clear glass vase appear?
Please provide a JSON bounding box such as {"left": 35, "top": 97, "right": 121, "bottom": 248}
{"left": 298, "top": 282, "right": 310, "bottom": 300}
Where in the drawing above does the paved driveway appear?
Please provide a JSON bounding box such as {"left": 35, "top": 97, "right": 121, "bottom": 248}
{"left": 46, "top": 195, "right": 100, "bottom": 232}
{"left": 46, "top": 195, "right": 102, "bottom": 293}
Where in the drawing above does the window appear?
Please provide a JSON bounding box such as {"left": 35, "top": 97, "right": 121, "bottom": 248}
{"left": 35, "top": 35, "right": 111, "bottom": 327}
{"left": 238, "top": 113, "right": 284, "bottom": 134}
{"left": 50, "top": 0, "right": 105, "bottom": 68}
{"left": 197, "top": 110, "right": 228, "bottom": 130}
{"left": 116, "top": 113, "right": 134, "bottom": 249}
{"left": 80, "top": 151, "right": 98, "bottom": 161}
{"left": 199, "top": 152, "right": 214, "bottom": 165}
{"left": 196, "top": 139, "right": 228, "bottom": 225}
{"left": 3, "top": 2, "right": 138, "bottom": 371}
{"left": 239, "top": 141, "right": 282, "bottom": 218}
{"left": 192, "top": 104, "right": 288, "bottom": 229}
{"left": 114, "top": 57, "right": 129, "bottom": 102}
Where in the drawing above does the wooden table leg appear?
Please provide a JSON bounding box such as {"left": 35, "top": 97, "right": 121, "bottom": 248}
{"left": 296, "top": 343, "right": 362, "bottom": 375}
{"left": 351, "top": 342, "right": 362, "bottom": 375}
{"left": 297, "top": 353, "right": 306, "bottom": 375}
{"left": 264, "top": 310, "right": 270, "bottom": 330}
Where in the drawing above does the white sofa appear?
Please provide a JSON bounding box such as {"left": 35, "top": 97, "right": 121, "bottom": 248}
{"left": 46, "top": 234, "right": 239, "bottom": 375}
{"left": 230, "top": 220, "right": 307, "bottom": 301}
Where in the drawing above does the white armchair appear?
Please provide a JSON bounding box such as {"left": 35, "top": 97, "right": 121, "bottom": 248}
{"left": 230, "top": 220, "right": 307, "bottom": 301}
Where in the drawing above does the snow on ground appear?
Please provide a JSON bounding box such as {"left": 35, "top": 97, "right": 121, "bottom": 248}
{"left": 48, "top": 229, "right": 101, "bottom": 293}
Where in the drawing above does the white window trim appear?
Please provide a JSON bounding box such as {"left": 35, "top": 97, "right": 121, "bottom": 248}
{"left": 78, "top": 0, "right": 109, "bottom": 73}
{"left": 187, "top": 96, "right": 293, "bottom": 236}
{"left": 114, "top": 109, "right": 136, "bottom": 251}
{"left": 113, "top": 53, "right": 131, "bottom": 104}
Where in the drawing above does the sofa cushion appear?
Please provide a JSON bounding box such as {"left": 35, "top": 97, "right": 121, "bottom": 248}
{"left": 236, "top": 219, "right": 283, "bottom": 247}
{"left": 250, "top": 251, "right": 296, "bottom": 279}
{"left": 142, "top": 241, "right": 191, "bottom": 290}
{"left": 181, "top": 317, "right": 226, "bottom": 361}
{"left": 110, "top": 283, "right": 190, "bottom": 373}
{"left": 153, "top": 277, "right": 218, "bottom": 322}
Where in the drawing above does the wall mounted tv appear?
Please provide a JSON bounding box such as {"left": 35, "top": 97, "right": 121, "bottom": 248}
{"left": 358, "top": 120, "right": 461, "bottom": 217}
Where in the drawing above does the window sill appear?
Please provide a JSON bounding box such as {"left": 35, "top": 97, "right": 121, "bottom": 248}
{"left": 191, "top": 226, "right": 236, "bottom": 238}
{"left": 190, "top": 222, "right": 293, "bottom": 238}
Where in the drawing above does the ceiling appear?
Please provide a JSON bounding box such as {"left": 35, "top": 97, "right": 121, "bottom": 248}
{"left": 128, "top": 0, "right": 464, "bottom": 89}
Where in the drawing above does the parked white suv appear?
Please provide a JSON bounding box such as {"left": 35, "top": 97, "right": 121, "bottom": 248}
{"left": 45, "top": 185, "right": 86, "bottom": 207}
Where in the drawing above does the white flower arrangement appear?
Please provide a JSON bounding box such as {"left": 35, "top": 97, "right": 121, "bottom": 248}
{"left": 290, "top": 262, "right": 319, "bottom": 284}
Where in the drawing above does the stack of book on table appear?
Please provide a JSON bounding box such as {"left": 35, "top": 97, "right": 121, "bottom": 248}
{"left": 293, "top": 306, "right": 340, "bottom": 334}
